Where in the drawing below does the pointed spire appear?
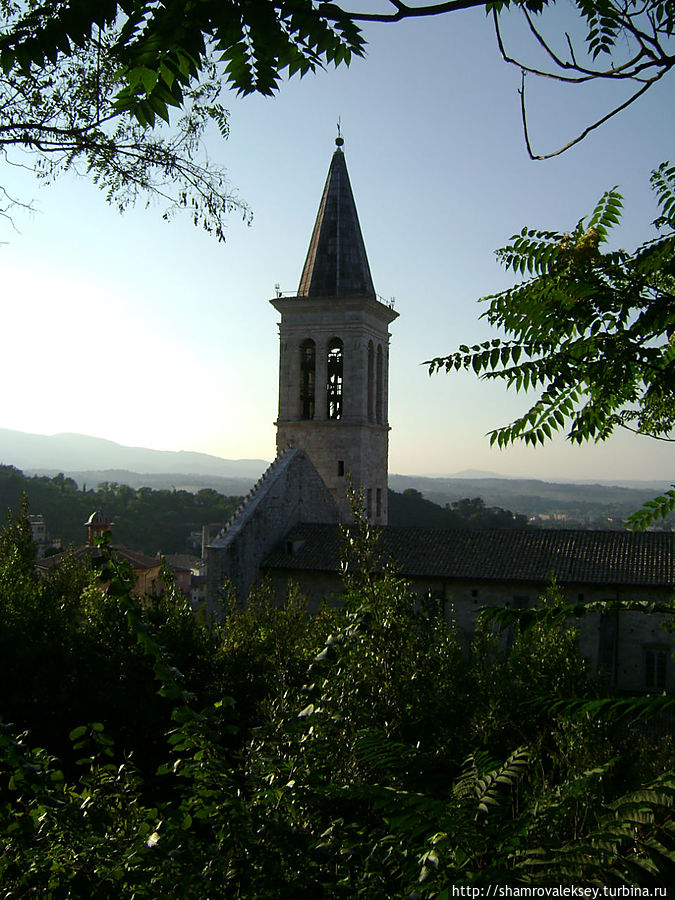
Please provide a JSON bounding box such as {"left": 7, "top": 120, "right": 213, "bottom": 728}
{"left": 298, "top": 136, "right": 375, "bottom": 298}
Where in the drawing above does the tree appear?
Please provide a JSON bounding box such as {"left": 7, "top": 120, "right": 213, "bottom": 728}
{"left": 1, "top": 1, "right": 673, "bottom": 235}
{"left": 0, "top": 0, "right": 365, "bottom": 235}
{"left": 427, "top": 162, "right": 675, "bottom": 527}
{"left": 0, "top": 0, "right": 254, "bottom": 239}
{"left": 2, "top": 498, "right": 674, "bottom": 893}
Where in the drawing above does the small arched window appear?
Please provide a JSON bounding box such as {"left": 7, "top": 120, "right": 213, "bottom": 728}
{"left": 367, "top": 340, "right": 374, "bottom": 422}
{"left": 326, "top": 338, "right": 343, "bottom": 420}
{"left": 300, "top": 339, "right": 315, "bottom": 420}
{"left": 375, "top": 344, "right": 384, "bottom": 424}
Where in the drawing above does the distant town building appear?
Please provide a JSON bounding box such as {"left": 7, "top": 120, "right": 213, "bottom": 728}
{"left": 28, "top": 514, "right": 61, "bottom": 558}
{"left": 84, "top": 509, "right": 113, "bottom": 546}
{"left": 37, "top": 510, "right": 163, "bottom": 597}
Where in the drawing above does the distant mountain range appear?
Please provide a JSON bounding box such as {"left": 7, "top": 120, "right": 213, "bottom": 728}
{"left": 0, "top": 427, "right": 670, "bottom": 521}
{"left": 0, "top": 428, "right": 268, "bottom": 479}
{"left": 387, "top": 474, "right": 672, "bottom": 522}
{"left": 418, "top": 469, "right": 671, "bottom": 492}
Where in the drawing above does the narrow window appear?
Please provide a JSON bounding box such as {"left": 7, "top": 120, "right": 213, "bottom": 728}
{"left": 376, "top": 487, "right": 382, "bottom": 518}
{"left": 376, "top": 344, "right": 383, "bottom": 424}
{"left": 645, "top": 648, "right": 667, "bottom": 691}
{"left": 597, "top": 608, "right": 617, "bottom": 680}
{"left": 327, "top": 339, "right": 343, "bottom": 420}
{"left": 337, "top": 460, "right": 345, "bottom": 477}
{"left": 367, "top": 340, "right": 375, "bottom": 422}
{"left": 300, "top": 339, "right": 315, "bottom": 420}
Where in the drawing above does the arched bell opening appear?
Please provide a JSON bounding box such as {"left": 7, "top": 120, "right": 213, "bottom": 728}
{"left": 327, "top": 338, "right": 344, "bottom": 420}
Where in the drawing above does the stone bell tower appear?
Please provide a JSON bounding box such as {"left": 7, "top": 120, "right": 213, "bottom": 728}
{"left": 271, "top": 136, "right": 398, "bottom": 524}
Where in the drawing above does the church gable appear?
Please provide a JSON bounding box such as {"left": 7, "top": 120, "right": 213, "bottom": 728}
{"left": 206, "top": 448, "right": 338, "bottom": 609}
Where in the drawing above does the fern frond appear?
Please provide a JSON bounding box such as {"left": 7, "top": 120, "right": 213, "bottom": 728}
{"left": 586, "top": 187, "right": 623, "bottom": 241}
{"left": 651, "top": 161, "right": 675, "bottom": 228}
{"left": 471, "top": 747, "right": 530, "bottom": 818}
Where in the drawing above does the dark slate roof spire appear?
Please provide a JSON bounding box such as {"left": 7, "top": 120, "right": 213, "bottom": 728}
{"left": 297, "top": 136, "right": 375, "bottom": 298}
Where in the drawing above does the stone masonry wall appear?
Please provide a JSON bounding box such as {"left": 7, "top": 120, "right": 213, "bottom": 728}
{"left": 263, "top": 566, "right": 673, "bottom": 694}
{"left": 206, "top": 449, "right": 338, "bottom": 613}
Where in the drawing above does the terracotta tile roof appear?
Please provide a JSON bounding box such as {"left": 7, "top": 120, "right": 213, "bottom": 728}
{"left": 263, "top": 524, "right": 675, "bottom": 587}
{"left": 37, "top": 544, "right": 160, "bottom": 572}
{"left": 163, "top": 553, "right": 201, "bottom": 572}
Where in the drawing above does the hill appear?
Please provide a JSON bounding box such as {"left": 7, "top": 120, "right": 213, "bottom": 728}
{"left": 0, "top": 465, "right": 241, "bottom": 555}
{"left": 389, "top": 474, "right": 672, "bottom": 526}
{"left": 25, "top": 468, "right": 259, "bottom": 498}
{"left": 1, "top": 427, "right": 670, "bottom": 528}
{"left": 0, "top": 428, "right": 268, "bottom": 479}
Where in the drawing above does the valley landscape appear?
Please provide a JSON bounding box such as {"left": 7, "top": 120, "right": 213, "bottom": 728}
{"left": 1, "top": 427, "right": 670, "bottom": 531}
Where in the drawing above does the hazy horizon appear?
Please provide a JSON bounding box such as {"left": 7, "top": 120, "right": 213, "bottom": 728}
{"left": 1, "top": 425, "right": 672, "bottom": 488}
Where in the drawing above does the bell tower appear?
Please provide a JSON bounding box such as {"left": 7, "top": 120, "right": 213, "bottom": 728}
{"left": 271, "top": 137, "right": 398, "bottom": 524}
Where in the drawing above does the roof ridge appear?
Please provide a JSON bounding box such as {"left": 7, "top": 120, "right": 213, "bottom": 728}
{"left": 263, "top": 524, "right": 675, "bottom": 586}
{"left": 212, "top": 446, "right": 300, "bottom": 545}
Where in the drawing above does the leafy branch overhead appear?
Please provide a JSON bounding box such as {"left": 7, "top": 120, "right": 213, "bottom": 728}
{"left": 427, "top": 163, "right": 675, "bottom": 528}
{"left": 0, "top": 0, "right": 370, "bottom": 236}
{"left": 0, "top": 1, "right": 673, "bottom": 233}
{"left": 428, "top": 164, "right": 675, "bottom": 447}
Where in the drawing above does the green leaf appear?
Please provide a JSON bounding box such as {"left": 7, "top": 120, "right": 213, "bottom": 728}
{"left": 69, "top": 725, "right": 87, "bottom": 741}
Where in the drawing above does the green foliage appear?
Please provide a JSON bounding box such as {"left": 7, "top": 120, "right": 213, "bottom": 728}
{"left": 0, "top": 0, "right": 365, "bottom": 235}
{"left": 1, "top": 0, "right": 673, "bottom": 127}
{"left": 389, "top": 488, "right": 528, "bottom": 528}
{"left": 628, "top": 485, "right": 675, "bottom": 531}
{"left": 0, "top": 2, "right": 253, "bottom": 239}
{"left": 428, "top": 167, "right": 675, "bottom": 447}
{"left": 0, "top": 464, "right": 240, "bottom": 553}
{"left": 428, "top": 164, "right": 675, "bottom": 528}
{"left": 1, "top": 502, "right": 673, "bottom": 894}
{"left": 0, "top": 0, "right": 366, "bottom": 108}
{"left": 1, "top": 0, "right": 674, "bottom": 229}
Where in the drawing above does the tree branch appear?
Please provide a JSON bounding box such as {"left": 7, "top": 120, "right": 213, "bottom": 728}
{"left": 519, "top": 68, "right": 664, "bottom": 160}
{"left": 495, "top": 8, "right": 658, "bottom": 84}
{"left": 522, "top": 9, "right": 655, "bottom": 81}
{"left": 619, "top": 423, "right": 675, "bottom": 442}
{"left": 321, "top": 0, "right": 490, "bottom": 23}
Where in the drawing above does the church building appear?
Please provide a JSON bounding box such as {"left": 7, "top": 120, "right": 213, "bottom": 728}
{"left": 206, "top": 136, "right": 397, "bottom": 602}
{"left": 205, "top": 137, "right": 674, "bottom": 696}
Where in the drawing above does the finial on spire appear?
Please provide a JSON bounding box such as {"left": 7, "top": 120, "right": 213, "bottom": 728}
{"left": 335, "top": 117, "right": 344, "bottom": 148}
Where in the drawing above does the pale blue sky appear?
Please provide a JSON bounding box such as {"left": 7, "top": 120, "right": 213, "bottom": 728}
{"left": 1, "top": 7, "right": 673, "bottom": 481}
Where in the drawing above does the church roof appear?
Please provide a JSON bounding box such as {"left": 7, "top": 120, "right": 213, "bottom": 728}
{"left": 263, "top": 524, "right": 675, "bottom": 587}
{"left": 297, "top": 138, "right": 376, "bottom": 298}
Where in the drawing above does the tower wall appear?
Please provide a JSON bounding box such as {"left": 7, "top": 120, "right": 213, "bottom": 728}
{"left": 272, "top": 294, "right": 397, "bottom": 524}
